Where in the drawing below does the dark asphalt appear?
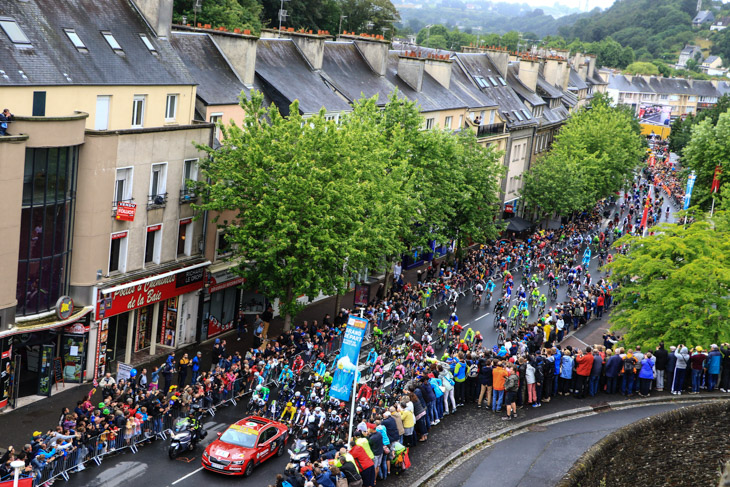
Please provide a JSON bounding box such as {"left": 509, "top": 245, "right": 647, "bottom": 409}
{"left": 434, "top": 402, "right": 694, "bottom": 487}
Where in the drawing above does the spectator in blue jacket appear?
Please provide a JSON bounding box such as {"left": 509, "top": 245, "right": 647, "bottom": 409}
{"left": 191, "top": 351, "right": 201, "bottom": 384}
{"left": 706, "top": 344, "right": 723, "bottom": 391}
{"left": 604, "top": 350, "right": 623, "bottom": 394}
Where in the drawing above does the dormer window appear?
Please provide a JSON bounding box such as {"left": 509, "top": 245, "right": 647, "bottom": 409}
{"left": 64, "top": 29, "right": 87, "bottom": 52}
{"left": 102, "top": 31, "right": 123, "bottom": 53}
{"left": 139, "top": 34, "right": 156, "bottom": 53}
{"left": 0, "top": 18, "right": 31, "bottom": 45}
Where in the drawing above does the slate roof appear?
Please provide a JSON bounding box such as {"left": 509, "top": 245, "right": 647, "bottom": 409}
{"left": 608, "top": 73, "right": 639, "bottom": 92}
{"left": 541, "top": 104, "right": 569, "bottom": 126}
{"left": 691, "top": 79, "right": 721, "bottom": 97}
{"left": 568, "top": 68, "right": 588, "bottom": 91}
{"left": 454, "top": 53, "right": 536, "bottom": 129}
{"left": 385, "top": 52, "right": 467, "bottom": 113}
{"left": 170, "top": 32, "right": 247, "bottom": 106}
{"left": 506, "top": 64, "right": 545, "bottom": 108}
{"left": 320, "top": 42, "right": 397, "bottom": 106}
{"left": 715, "top": 81, "right": 730, "bottom": 96}
{"left": 0, "top": 0, "right": 194, "bottom": 86}
{"left": 254, "top": 38, "right": 352, "bottom": 115}
{"left": 448, "top": 60, "right": 499, "bottom": 109}
{"left": 704, "top": 55, "right": 721, "bottom": 65}
{"left": 537, "top": 74, "right": 565, "bottom": 99}
{"left": 561, "top": 90, "right": 578, "bottom": 108}
{"left": 693, "top": 11, "right": 714, "bottom": 24}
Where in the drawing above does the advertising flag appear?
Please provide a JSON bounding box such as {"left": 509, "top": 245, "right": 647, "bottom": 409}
{"left": 640, "top": 191, "right": 651, "bottom": 229}
{"left": 712, "top": 165, "right": 722, "bottom": 193}
{"left": 329, "top": 316, "right": 368, "bottom": 401}
{"left": 683, "top": 172, "right": 696, "bottom": 210}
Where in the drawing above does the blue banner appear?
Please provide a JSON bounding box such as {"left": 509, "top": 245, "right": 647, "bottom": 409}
{"left": 329, "top": 316, "right": 368, "bottom": 401}
{"left": 683, "top": 172, "right": 696, "bottom": 210}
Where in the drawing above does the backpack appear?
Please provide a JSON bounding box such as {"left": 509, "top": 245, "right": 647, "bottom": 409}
{"left": 282, "top": 482, "right": 293, "bottom": 487}
{"left": 623, "top": 357, "right": 636, "bottom": 374}
{"left": 468, "top": 363, "right": 479, "bottom": 378}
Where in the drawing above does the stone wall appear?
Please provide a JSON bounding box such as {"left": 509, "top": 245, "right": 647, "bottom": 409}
{"left": 557, "top": 401, "right": 730, "bottom": 487}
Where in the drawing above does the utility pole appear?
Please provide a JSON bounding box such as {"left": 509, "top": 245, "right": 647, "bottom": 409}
{"left": 339, "top": 15, "right": 347, "bottom": 34}
{"left": 278, "top": 0, "right": 290, "bottom": 32}
{"left": 193, "top": 0, "right": 201, "bottom": 27}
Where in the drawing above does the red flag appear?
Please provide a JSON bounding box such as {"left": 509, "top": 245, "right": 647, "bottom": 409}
{"left": 640, "top": 191, "right": 651, "bottom": 229}
{"left": 711, "top": 165, "right": 722, "bottom": 193}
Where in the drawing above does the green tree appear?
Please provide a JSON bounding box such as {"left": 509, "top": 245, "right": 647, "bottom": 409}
{"left": 193, "top": 92, "right": 408, "bottom": 328}
{"left": 521, "top": 93, "right": 645, "bottom": 218}
{"left": 607, "top": 212, "right": 730, "bottom": 349}
{"left": 682, "top": 110, "right": 730, "bottom": 209}
{"left": 501, "top": 30, "right": 520, "bottom": 51}
{"left": 173, "top": 0, "right": 262, "bottom": 31}
{"left": 669, "top": 95, "right": 730, "bottom": 156}
{"left": 624, "top": 61, "right": 660, "bottom": 75}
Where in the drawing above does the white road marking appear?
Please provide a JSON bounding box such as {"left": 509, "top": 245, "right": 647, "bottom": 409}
{"left": 475, "top": 312, "right": 490, "bottom": 321}
{"left": 171, "top": 467, "right": 204, "bottom": 485}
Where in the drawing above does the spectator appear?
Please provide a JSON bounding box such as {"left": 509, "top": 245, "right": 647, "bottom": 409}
{"left": 0, "top": 108, "right": 13, "bottom": 136}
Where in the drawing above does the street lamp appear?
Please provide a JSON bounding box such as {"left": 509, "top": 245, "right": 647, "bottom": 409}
{"left": 278, "top": 0, "right": 290, "bottom": 32}
{"left": 424, "top": 24, "right": 433, "bottom": 46}
{"left": 339, "top": 15, "right": 348, "bottom": 34}
{"left": 10, "top": 460, "right": 25, "bottom": 487}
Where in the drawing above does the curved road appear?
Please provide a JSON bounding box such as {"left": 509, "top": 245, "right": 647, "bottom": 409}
{"left": 434, "top": 402, "right": 695, "bottom": 487}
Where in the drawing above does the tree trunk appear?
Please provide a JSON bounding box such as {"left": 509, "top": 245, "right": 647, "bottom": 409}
{"left": 382, "top": 258, "right": 394, "bottom": 297}
{"left": 333, "top": 291, "right": 342, "bottom": 318}
{"left": 283, "top": 283, "right": 294, "bottom": 332}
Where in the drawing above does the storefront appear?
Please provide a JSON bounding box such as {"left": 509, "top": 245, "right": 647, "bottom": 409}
{"left": 95, "top": 262, "right": 206, "bottom": 371}
{"left": 200, "top": 264, "right": 244, "bottom": 341}
{"left": 0, "top": 307, "right": 92, "bottom": 409}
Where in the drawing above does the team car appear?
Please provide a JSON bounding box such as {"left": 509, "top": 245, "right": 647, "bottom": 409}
{"left": 202, "top": 416, "right": 288, "bottom": 476}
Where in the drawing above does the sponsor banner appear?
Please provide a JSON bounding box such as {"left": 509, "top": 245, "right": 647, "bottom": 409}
{"left": 209, "top": 276, "right": 244, "bottom": 294}
{"left": 329, "top": 316, "right": 367, "bottom": 401}
{"left": 115, "top": 201, "right": 136, "bottom": 222}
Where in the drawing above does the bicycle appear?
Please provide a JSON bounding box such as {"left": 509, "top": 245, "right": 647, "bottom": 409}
{"left": 472, "top": 293, "right": 481, "bottom": 310}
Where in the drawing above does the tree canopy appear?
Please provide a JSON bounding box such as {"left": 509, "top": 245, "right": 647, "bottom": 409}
{"left": 193, "top": 91, "right": 503, "bottom": 328}
{"left": 521, "top": 93, "right": 645, "bottom": 218}
{"left": 607, "top": 193, "right": 730, "bottom": 349}
{"left": 681, "top": 108, "right": 730, "bottom": 209}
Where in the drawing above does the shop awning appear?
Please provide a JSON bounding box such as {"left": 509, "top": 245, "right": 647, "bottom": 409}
{"left": 101, "top": 261, "right": 210, "bottom": 295}
{"left": 0, "top": 306, "right": 93, "bottom": 339}
{"left": 506, "top": 216, "right": 534, "bottom": 233}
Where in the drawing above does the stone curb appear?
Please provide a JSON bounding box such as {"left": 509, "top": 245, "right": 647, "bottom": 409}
{"left": 413, "top": 393, "right": 729, "bottom": 487}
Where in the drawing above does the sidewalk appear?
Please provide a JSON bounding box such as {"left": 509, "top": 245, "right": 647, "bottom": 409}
{"left": 0, "top": 257, "right": 436, "bottom": 447}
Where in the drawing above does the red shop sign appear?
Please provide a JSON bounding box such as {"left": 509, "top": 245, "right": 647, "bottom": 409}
{"left": 97, "top": 266, "right": 205, "bottom": 319}
{"left": 147, "top": 224, "right": 161, "bottom": 232}
{"left": 505, "top": 204, "right": 514, "bottom": 213}
{"left": 111, "top": 231, "right": 128, "bottom": 240}
{"left": 208, "top": 276, "right": 244, "bottom": 294}
{"left": 115, "top": 202, "right": 136, "bottom": 222}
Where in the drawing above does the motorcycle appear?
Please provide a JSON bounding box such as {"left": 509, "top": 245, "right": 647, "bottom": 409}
{"left": 169, "top": 416, "right": 206, "bottom": 459}
{"left": 288, "top": 437, "right": 311, "bottom": 463}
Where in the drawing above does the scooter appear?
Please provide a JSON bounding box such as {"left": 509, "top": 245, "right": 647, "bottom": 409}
{"left": 169, "top": 415, "right": 205, "bottom": 459}
{"left": 288, "top": 437, "right": 311, "bottom": 463}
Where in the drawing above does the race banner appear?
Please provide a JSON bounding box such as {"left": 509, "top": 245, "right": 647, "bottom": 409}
{"left": 329, "top": 316, "right": 367, "bottom": 401}
{"left": 712, "top": 165, "right": 722, "bottom": 193}
{"left": 683, "top": 171, "right": 696, "bottom": 210}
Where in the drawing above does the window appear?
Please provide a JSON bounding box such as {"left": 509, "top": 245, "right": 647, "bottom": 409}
{"left": 498, "top": 76, "right": 507, "bottom": 86}
{"left": 17, "top": 147, "right": 79, "bottom": 316}
{"left": 444, "top": 116, "right": 452, "bottom": 130}
{"left": 95, "top": 95, "right": 111, "bottom": 131}
{"left": 489, "top": 110, "right": 495, "bottom": 124}
{"left": 64, "top": 29, "right": 86, "bottom": 51}
{"left": 132, "top": 95, "right": 146, "bottom": 128}
{"left": 521, "top": 109, "right": 531, "bottom": 120}
{"left": 182, "top": 159, "right": 198, "bottom": 196}
{"left": 0, "top": 19, "right": 30, "bottom": 45}
{"left": 688, "top": 96, "right": 697, "bottom": 102}
{"left": 513, "top": 110, "right": 524, "bottom": 121}
{"left": 32, "top": 91, "right": 46, "bottom": 117}
{"left": 165, "top": 94, "right": 178, "bottom": 121}
{"left": 109, "top": 232, "right": 128, "bottom": 273}
{"left": 488, "top": 76, "right": 498, "bottom": 86}
{"left": 102, "top": 31, "right": 123, "bottom": 52}
{"left": 216, "top": 230, "right": 231, "bottom": 258}
{"left": 458, "top": 114, "right": 463, "bottom": 128}
{"left": 425, "top": 118, "right": 435, "bottom": 130}
{"left": 149, "top": 163, "right": 167, "bottom": 207}
{"left": 114, "top": 167, "right": 133, "bottom": 204}
{"left": 145, "top": 224, "right": 162, "bottom": 265}
{"left": 139, "top": 34, "right": 156, "bottom": 52}
{"left": 475, "top": 76, "right": 488, "bottom": 88}
{"left": 177, "top": 219, "right": 193, "bottom": 256}
{"left": 324, "top": 114, "right": 340, "bottom": 123}
{"left": 209, "top": 113, "right": 222, "bottom": 140}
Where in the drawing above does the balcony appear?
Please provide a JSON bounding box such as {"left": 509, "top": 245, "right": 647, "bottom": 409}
{"left": 476, "top": 122, "right": 506, "bottom": 138}
{"left": 147, "top": 192, "right": 168, "bottom": 210}
{"left": 179, "top": 187, "right": 197, "bottom": 205}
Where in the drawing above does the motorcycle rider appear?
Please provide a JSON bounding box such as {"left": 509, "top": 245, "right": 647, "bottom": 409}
{"left": 186, "top": 410, "right": 202, "bottom": 443}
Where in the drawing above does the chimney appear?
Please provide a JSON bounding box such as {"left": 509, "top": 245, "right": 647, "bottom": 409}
{"left": 339, "top": 34, "right": 390, "bottom": 77}
{"left": 518, "top": 56, "right": 539, "bottom": 92}
{"left": 207, "top": 30, "right": 259, "bottom": 88}
{"left": 133, "top": 0, "right": 173, "bottom": 38}
{"left": 543, "top": 56, "right": 561, "bottom": 87}
{"left": 424, "top": 54, "right": 453, "bottom": 89}
{"left": 397, "top": 52, "right": 425, "bottom": 92}
{"left": 586, "top": 55, "right": 597, "bottom": 80}
{"left": 578, "top": 63, "right": 588, "bottom": 82}
{"left": 485, "top": 47, "right": 509, "bottom": 77}
{"left": 276, "top": 30, "right": 328, "bottom": 70}
{"left": 624, "top": 74, "right": 633, "bottom": 83}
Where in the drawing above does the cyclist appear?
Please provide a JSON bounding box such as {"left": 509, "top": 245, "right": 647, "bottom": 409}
{"left": 485, "top": 278, "right": 496, "bottom": 298}
{"left": 539, "top": 292, "right": 547, "bottom": 310}
{"left": 530, "top": 287, "right": 540, "bottom": 305}
{"left": 474, "top": 281, "right": 484, "bottom": 296}
{"left": 508, "top": 303, "right": 519, "bottom": 322}
{"left": 437, "top": 319, "right": 448, "bottom": 340}
{"left": 280, "top": 401, "right": 297, "bottom": 423}
{"left": 255, "top": 384, "right": 270, "bottom": 401}
{"left": 448, "top": 312, "right": 459, "bottom": 326}
{"left": 278, "top": 364, "right": 293, "bottom": 383}
{"left": 518, "top": 298, "right": 529, "bottom": 313}
{"left": 366, "top": 349, "right": 378, "bottom": 366}
{"left": 464, "top": 327, "right": 475, "bottom": 345}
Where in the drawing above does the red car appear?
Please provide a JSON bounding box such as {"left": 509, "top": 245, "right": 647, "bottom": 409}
{"left": 202, "top": 416, "right": 288, "bottom": 476}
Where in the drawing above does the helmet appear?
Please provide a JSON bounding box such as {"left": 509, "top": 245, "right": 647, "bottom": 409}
{"left": 300, "top": 406, "right": 306, "bottom": 411}
{"left": 287, "top": 402, "right": 293, "bottom": 407}
{"left": 254, "top": 372, "right": 260, "bottom": 376}
{"left": 405, "top": 333, "right": 410, "bottom": 338}
{"left": 356, "top": 406, "right": 362, "bottom": 413}
{"left": 460, "top": 339, "right": 465, "bottom": 343}
{"left": 252, "top": 393, "right": 259, "bottom": 400}
{"left": 452, "top": 313, "right": 456, "bottom": 317}
{"left": 315, "top": 407, "right": 321, "bottom": 413}
{"left": 360, "top": 397, "right": 366, "bottom": 403}
{"left": 314, "top": 382, "right": 322, "bottom": 388}
{"left": 256, "top": 385, "right": 262, "bottom": 392}
{"left": 294, "top": 391, "right": 301, "bottom": 397}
